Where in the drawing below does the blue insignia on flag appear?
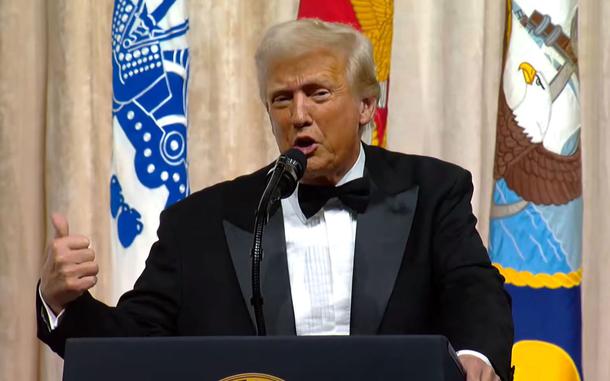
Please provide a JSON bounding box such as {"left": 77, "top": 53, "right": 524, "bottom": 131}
{"left": 110, "top": 0, "right": 189, "bottom": 248}
{"left": 110, "top": 175, "right": 144, "bottom": 248}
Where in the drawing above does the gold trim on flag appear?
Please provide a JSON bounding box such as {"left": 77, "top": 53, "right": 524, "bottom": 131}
{"left": 494, "top": 263, "right": 582, "bottom": 289}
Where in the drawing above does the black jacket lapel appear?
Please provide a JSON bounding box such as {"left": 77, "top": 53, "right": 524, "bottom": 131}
{"left": 350, "top": 146, "right": 419, "bottom": 334}
{"left": 223, "top": 206, "right": 296, "bottom": 335}
{"left": 223, "top": 219, "right": 255, "bottom": 326}
{"left": 260, "top": 208, "right": 296, "bottom": 335}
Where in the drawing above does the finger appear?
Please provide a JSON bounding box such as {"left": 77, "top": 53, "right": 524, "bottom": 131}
{"left": 62, "top": 261, "right": 99, "bottom": 279}
{"left": 50, "top": 237, "right": 90, "bottom": 259}
{"left": 471, "top": 371, "right": 483, "bottom": 381}
{"left": 75, "top": 261, "right": 99, "bottom": 277}
{"left": 63, "top": 235, "right": 91, "bottom": 250}
{"left": 59, "top": 248, "right": 96, "bottom": 265}
{"left": 485, "top": 367, "right": 500, "bottom": 381}
{"left": 51, "top": 213, "right": 69, "bottom": 238}
{"left": 464, "top": 366, "right": 482, "bottom": 381}
{"left": 53, "top": 261, "right": 90, "bottom": 281}
{"left": 73, "top": 248, "right": 95, "bottom": 263}
{"left": 77, "top": 275, "right": 98, "bottom": 290}
{"left": 479, "top": 363, "right": 498, "bottom": 381}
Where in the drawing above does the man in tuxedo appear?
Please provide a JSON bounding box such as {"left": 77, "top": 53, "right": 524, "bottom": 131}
{"left": 38, "top": 19, "right": 513, "bottom": 381}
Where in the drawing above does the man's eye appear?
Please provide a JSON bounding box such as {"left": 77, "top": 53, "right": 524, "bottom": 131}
{"left": 312, "top": 90, "right": 330, "bottom": 99}
{"left": 272, "top": 96, "right": 290, "bottom": 104}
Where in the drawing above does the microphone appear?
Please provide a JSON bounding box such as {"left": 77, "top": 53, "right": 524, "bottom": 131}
{"left": 265, "top": 148, "right": 307, "bottom": 206}
{"left": 251, "top": 149, "right": 307, "bottom": 335}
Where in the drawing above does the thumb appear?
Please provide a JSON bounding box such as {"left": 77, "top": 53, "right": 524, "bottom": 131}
{"left": 51, "top": 213, "right": 69, "bottom": 238}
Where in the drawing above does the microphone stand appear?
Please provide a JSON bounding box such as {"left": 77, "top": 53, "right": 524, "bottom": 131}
{"left": 250, "top": 150, "right": 305, "bottom": 337}
{"left": 250, "top": 165, "right": 284, "bottom": 336}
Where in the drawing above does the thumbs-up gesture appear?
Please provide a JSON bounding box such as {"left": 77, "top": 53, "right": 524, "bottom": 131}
{"left": 40, "top": 213, "right": 99, "bottom": 315}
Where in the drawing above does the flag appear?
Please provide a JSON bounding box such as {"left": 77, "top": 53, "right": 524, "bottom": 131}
{"left": 297, "top": 0, "right": 393, "bottom": 147}
{"left": 110, "top": 0, "right": 190, "bottom": 301}
{"left": 489, "top": 1, "right": 582, "bottom": 379}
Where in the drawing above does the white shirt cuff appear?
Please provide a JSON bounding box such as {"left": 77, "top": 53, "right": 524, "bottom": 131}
{"left": 456, "top": 350, "right": 492, "bottom": 367}
{"left": 38, "top": 286, "right": 65, "bottom": 330}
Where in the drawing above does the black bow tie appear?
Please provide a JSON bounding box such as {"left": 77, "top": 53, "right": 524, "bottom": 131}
{"left": 298, "top": 177, "right": 370, "bottom": 219}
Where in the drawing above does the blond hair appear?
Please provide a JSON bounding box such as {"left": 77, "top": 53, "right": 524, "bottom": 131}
{"left": 255, "top": 19, "right": 380, "bottom": 103}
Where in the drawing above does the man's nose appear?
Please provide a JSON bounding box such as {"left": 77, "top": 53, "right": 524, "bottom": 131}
{"left": 290, "top": 93, "right": 312, "bottom": 129}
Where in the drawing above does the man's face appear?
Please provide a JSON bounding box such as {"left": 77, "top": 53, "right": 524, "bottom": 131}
{"left": 264, "top": 49, "right": 376, "bottom": 185}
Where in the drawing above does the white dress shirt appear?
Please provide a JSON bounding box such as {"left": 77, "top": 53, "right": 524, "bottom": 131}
{"left": 281, "top": 144, "right": 365, "bottom": 335}
{"left": 40, "top": 143, "right": 490, "bottom": 366}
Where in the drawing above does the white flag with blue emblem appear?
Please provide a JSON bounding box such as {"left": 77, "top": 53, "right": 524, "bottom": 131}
{"left": 110, "top": 0, "right": 190, "bottom": 302}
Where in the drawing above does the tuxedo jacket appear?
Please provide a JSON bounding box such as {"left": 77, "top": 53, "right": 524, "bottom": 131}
{"left": 38, "top": 144, "right": 514, "bottom": 380}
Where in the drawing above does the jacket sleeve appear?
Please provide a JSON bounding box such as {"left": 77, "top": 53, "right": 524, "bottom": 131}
{"left": 431, "top": 169, "right": 514, "bottom": 381}
{"left": 36, "top": 209, "right": 182, "bottom": 358}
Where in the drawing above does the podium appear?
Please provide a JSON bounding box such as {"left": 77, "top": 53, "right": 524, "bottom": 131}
{"left": 63, "top": 335, "right": 465, "bottom": 381}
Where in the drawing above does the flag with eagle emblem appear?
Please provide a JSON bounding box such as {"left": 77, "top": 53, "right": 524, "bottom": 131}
{"left": 489, "top": 1, "right": 582, "bottom": 380}
{"left": 110, "top": 0, "right": 190, "bottom": 301}
{"left": 297, "top": 0, "right": 393, "bottom": 147}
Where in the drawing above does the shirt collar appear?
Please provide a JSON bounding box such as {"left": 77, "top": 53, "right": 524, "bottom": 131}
{"left": 284, "top": 143, "right": 366, "bottom": 223}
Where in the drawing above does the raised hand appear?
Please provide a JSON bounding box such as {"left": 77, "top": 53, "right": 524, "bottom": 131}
{"left": 40, "top": 213, "right": 99, "bottom": 315}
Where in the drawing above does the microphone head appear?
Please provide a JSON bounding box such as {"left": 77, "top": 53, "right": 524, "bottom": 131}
{"left": 283, "top": 148, "right": 307, "bottom": 180}
{"left": 274, "top": 149, "right": 307, "bottom": 199}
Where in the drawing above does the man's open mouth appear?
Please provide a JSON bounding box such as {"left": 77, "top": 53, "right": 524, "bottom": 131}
{"left": 293, "top": 137, "right": 318, "bottom": 155}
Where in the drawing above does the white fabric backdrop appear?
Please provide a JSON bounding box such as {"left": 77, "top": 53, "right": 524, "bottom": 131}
{"left": 0, "top": 1, "right": 608, "bottom": 379}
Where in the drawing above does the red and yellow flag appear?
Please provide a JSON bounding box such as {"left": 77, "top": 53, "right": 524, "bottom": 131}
{"left": 298, "top": 0, "right": 393, "bottom": 147}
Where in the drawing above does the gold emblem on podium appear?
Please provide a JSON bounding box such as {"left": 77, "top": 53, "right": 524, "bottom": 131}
{"left": 219, "top": 373, "right": 284, "bottom": 381}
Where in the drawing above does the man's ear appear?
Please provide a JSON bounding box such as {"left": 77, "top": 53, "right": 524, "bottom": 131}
{"left": 359, "top": 96, "right": 377, "bottom": 125}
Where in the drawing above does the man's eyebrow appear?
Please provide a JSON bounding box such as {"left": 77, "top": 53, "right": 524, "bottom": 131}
{"left": 268, "top": 81, "right": 332, "bottom": 99}
{"left": 269, "top": 89, "right": 291, "bottom": 99}
{"left": 270, "top": 75, "right": 334, "bottom": 91}
{"left": 302, "top": 83, "right": 331, "bottom": 92}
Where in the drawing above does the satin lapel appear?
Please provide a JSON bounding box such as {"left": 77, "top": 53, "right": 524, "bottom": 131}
{"left": 260, "top": 208, "right": 296, "bottom": 335}
{"left": 223, "top": 207, "right": 296, "bottom": 335}
{"left": 350, "top": 178, "right": 419, "bottom": 334}
{"left": 223, "top": 219, "right": 255, "bottom": 326}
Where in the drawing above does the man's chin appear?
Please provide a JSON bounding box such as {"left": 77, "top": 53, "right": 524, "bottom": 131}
{"left": 300, "top": 168, "right": 337, "bottom": 186}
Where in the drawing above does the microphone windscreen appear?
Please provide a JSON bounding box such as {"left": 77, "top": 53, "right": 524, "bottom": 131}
{"left": 283, "top": 148, "right": 307, "bottom": 180}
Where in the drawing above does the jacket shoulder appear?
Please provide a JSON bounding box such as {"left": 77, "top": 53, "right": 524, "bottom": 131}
{"left": 365, "top": 145, "right": 471, "bottom": 192}
{"left": 160, "top": 165, "right": 269, "bottom": 225}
